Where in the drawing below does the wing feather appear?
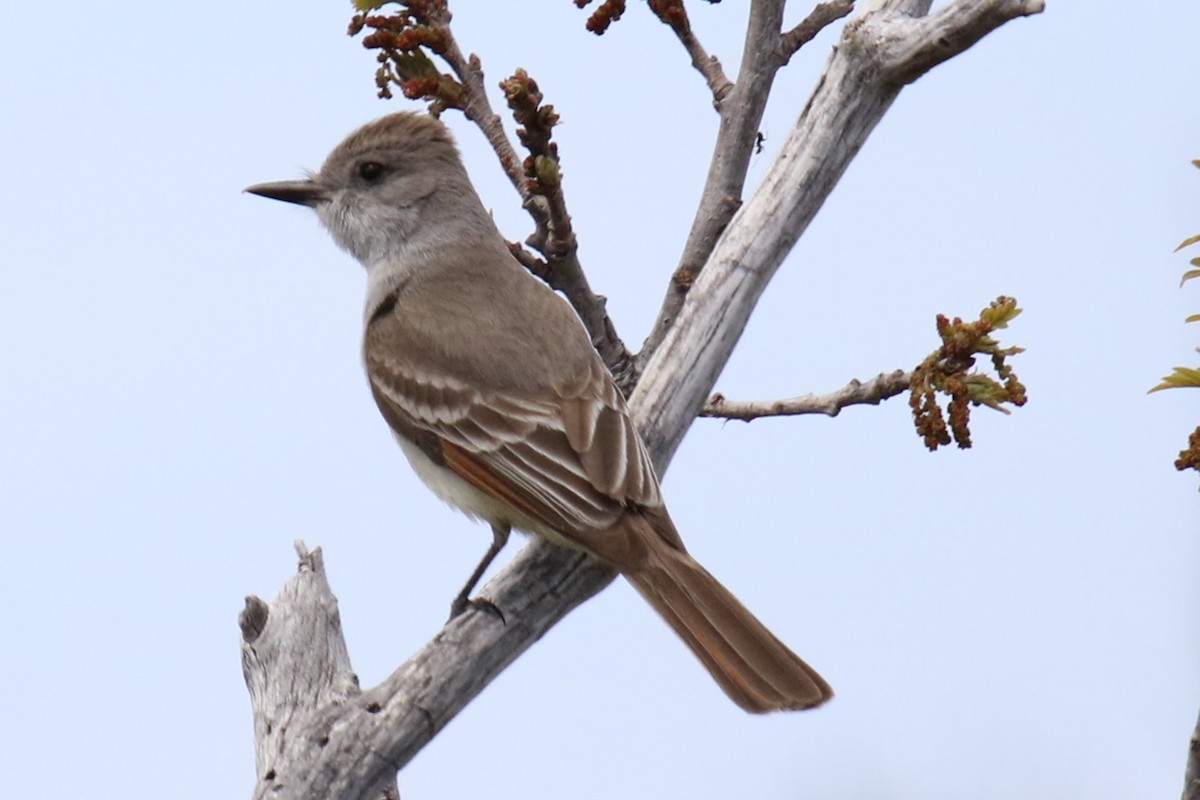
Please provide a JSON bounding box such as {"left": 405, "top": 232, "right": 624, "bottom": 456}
{"left": 366, "top": 343, "right": 661, "bottom": 537}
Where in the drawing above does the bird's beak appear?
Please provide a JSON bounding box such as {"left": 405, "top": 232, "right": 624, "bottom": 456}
{"left": 244, "top": 179, "right": 329, "bottom": 207}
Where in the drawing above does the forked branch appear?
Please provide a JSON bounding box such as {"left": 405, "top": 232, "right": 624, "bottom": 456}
{"left": 779, "top": 0, "right": 856, "bottom": 63}
{"left": 701, "top": 370, "right": 911, "bottom": 421}
{"left": 640, "top": 0, "right": 836, "bottom": 368}
{"left": 244, "top": 541, "right": 615, "bottom": 800}
{"left": 646, "top": 0, "right": 734, "bottom": 103}
{"left": 634, "top": 1, "right": 1041, "bottom": 464}
{"left": 241, "top": 543, "right": 399, "bottom": 800}
{"left": 875, "top": 0, "right": 1046, "bottom": 85}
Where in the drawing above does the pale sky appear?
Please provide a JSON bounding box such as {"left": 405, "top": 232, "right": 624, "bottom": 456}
{"left": 3, "top": 2, "right": 1198, "bottom": 798}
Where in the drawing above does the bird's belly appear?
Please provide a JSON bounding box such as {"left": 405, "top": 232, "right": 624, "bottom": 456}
{"left": 393, "top": 434, "right": 577, "bottom": 550}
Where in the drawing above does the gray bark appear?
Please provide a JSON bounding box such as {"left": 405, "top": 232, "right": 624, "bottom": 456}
{"left": 1184, "top": 707, "right": 1200, "bottom": 800}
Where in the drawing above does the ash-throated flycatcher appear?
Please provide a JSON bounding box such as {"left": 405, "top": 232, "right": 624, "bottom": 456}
{"left": 246, "top": 112, "right": 831, "bottom": 712}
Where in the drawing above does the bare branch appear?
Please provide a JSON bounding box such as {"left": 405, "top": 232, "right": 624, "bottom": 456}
{"left": 242, "top": 543, "right": 398, "bottom": 800}
{"left": 639, "top": 0, "right": 790, "bottom": 369}
{"left": 448, "top": 52, "right": 536, "bottom": 200}
{"left": 779, "top": 1, "right": 856, "bottom": 64}
{"left": 637, "top": 0, "right": 1043, "bottom": 371}
{"left": 632, "top": 0, "right": 1042, "bottom": 466}
{"left": 700, "top": 370, "right": 911, "bottom": 421}
{"left": 244, "top": 542, "right": 615, "bottom": 800}
{"left": 649, "top": 0, "right": 734, "bottom": 103}
{"left": 507, "top": 240, "right": 551, "bottom": 280}
{"left": 876, "top": 0, "right": 1047, "bottom": 85}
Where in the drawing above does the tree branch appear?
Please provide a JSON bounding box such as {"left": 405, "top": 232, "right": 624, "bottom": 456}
{"left": 779, "top": 0, "right": 856, "bottom": 64}
{"left": 244, "top": 542, "right": 615, "bottom": 800}
{"left": 241, "top": 542, "right": 399, "bottom": 800}
{"left": 632, "top": 0, "right": 1041, "bottom": 464}
{"left": 649, "top": 0, "right": 734, "bottom": 104}
{"left": 875, "top": 0, "right": 1046, "bottom": 85}
{"left": 700, "top": 369, "right": 911, "bottom": 420}
{"left": 639, "top": 0, "right": 790, "bottom": 370}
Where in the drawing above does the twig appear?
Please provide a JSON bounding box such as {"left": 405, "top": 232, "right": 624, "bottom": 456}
{"left": 778, "top": 1, "right": 857, "bottom": 64}
{"left": 636, "top": 0, "right": 853, "bottom": 365}
{"left": 908, "top": 296, "right": 1026, "bottom": 450}
{"left": 700, "top": 370, "right": 911, "bottom": 421}
{"left": 648, "top": 0, "right": 734, "bottom": 103}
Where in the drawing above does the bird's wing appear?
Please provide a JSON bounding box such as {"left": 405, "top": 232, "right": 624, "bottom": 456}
{"left": 365, "top": 332, "right": 662, "bottom": 538}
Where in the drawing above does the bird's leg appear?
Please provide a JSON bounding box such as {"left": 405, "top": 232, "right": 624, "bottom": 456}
{"left": 448, "top": 523, "right": 511, "bottom": 622}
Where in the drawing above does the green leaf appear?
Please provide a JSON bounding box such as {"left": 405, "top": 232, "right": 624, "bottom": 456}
{"left": 352, "top": 0, "right": 390, "bottom": 10}
{"left": 1183, "top": 267, "right": 1200, "bottom": 285}
{"left": 1149, "top": 366, "right": 1200, "bottom": 392}
{"left": 979, "top": 298, "right": 1022, "bottom": 328}
{"left": 1176, "top": 233, "right": 1200, "bottom": 252}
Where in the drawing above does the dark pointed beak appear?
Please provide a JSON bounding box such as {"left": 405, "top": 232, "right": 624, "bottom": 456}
{"left": 244, "top": 179, "right": 329, "bottom": 207}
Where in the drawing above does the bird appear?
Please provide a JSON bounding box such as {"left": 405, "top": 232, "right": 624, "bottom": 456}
{"left": 245, "top": 111, "right": 832, "bottom": 712}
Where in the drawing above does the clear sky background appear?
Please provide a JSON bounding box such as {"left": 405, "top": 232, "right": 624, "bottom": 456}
{"left": 2, "top": 1, "right": 1198, "bottom": 798}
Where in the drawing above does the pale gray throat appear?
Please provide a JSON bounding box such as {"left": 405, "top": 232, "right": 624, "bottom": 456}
{"left": 359, "top": 215, "right": 500, "bottom": 327}
{"left": 363, "top": 249, "right": 421, "bottom": 326}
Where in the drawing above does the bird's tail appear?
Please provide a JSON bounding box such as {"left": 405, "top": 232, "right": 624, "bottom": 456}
{"left": 624, "top": 544, "right": 832, "bottom": 713}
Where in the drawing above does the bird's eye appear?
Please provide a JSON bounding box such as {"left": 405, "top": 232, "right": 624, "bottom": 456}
{"left": 357, "top": 161, "right": 385, "bottom": 181}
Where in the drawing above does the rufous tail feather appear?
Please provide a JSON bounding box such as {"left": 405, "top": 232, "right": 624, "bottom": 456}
{"left": 625, "top": 547, "right": 832, "bottom": 713}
